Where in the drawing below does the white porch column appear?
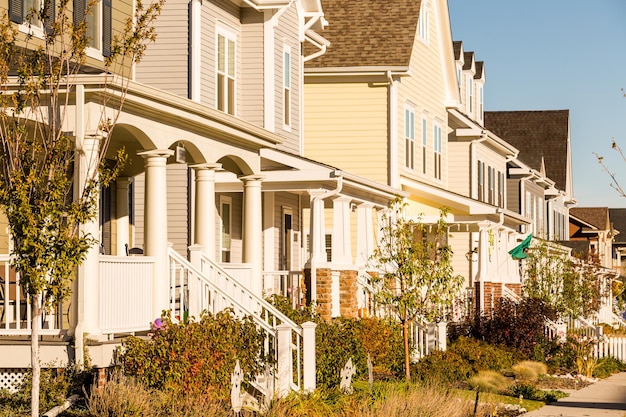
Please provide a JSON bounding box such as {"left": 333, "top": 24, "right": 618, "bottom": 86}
{"left": 76, "top": 134, "right": 102, "bottom": 337}
{"left": 356, "top": 203, "right": 374, "bottom": 268}
{"left": 476, "top": 222, "right": 490, "bottom": 314}
{"left": 116, "top": 178, "right": 130, "bottom": 255}
{"left": 332, "top": 197, "right": 352, "bottom": 265}
{"left": 308, "top": 190, "right": 327, "bottom": 302}
{"left": 241, "top": 175, "right": 264, "bottom": 296}
{"left": 139, "top": 149, "right": 174, "bottom": 319}
{"left": 192, "top": 163, "right": 221, "bottom": 259}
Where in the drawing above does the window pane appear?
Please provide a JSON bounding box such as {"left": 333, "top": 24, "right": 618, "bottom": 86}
{"left": 217, "top": 74, "right": 224, "bottom": 111}
{"left": 228, "top": 78, "right": 235, "bottom": 115}
{"left": 218, "top": 35, "right": 225, "bottom": 72}
{"left": 228, "top": 39, "right": 235, "bottom": 77}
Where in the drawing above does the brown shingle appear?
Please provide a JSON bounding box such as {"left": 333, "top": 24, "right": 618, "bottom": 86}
{"left": 570, "top": 207, "right": 610, "bottom": 230}
{"left": 610, "top": 208, "right": 626, "bottom": 243}
{"left": 484, "top": 110, "right": 570, "bottom": 191}
{"left": 305, "top": 0, "right": 422, "bottom": 69}
{"left": 462, "top": 51, "right": 474, "bottom": 70}
{"left": 453, "top": 40, "right": 462, "bottom": 60}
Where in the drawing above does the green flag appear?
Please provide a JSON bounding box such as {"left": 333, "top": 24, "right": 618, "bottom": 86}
{"left": 509, "top": 234, "right": 532, "bottom": 260}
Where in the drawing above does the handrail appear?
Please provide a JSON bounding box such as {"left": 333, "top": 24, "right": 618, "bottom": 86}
{"left": 168, "top": 249, "right": 277, "bottom": 335}
{"left": 197, "top": 251, "right": 302, "bottom": 336}
{"left": 502, "top": 285, "right": 520, "bottom": 302}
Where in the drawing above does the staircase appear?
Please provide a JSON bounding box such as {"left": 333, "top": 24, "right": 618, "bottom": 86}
{"left": 168, "top": 248, "right": 314, "bottom": 398}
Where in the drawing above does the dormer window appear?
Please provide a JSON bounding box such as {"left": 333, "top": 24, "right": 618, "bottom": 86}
{"left": 283, "top": 45, "right": 292, "bottom": 128}
{"left": 405, "top": 106, "right": 415, "bottom": 170}
{"left": 418, "top": 1, "right": 429, "bottom": 43}
{"left": 433, "top": 121, "right": 442, "bottom": 180}
{"left": 468, "top": 77, "right": 473, "bottom": 114}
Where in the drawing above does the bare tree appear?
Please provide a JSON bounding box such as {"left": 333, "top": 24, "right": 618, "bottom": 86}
{"left": 0, "top": 1, "right": 163, "bottom": 414}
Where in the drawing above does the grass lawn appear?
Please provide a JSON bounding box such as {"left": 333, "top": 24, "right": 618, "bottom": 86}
{"left": 453, "top": 388, "right": 548, "bottom": 412}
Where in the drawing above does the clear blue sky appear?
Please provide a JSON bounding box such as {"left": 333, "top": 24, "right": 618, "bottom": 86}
{"left": 448, "top": 0, "right": 626, "bottom": 208}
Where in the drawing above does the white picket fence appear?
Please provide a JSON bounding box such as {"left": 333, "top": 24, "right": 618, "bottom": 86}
{"left": 595, "top": 337, "right": 626, "bottom": 362}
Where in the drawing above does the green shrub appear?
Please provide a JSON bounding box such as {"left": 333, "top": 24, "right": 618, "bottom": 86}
{"left": 449, "top": 336, "right": 520, "bottom": 373}
{"left": 315, "top": 318, "right": 368, "bottom": 389}
{"left": 354, "top": 317, "right": 404, "bottom": 378}
{"left": 467, "top": 370, "right": 511, "bottom": 393}
{"left": 411, "top": 350, "right": 473, "bottom": 385}
{"left": 119, "top": 309, "right": 266, "bottom": 401}
{"left": 510, "top": 383, "right": 567, "bottom": 403}
{"left": 593, "top": 356, "right": 626, "bottom": 379}
{"left": 512, "top": 361, "right": 548, "bottom": 381}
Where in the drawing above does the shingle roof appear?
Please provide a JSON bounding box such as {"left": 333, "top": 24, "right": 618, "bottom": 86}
{"left": 453, "top": 40, "right": 462, "bottom": 60}
{"left": 484, "top": 110, "right": 570, "bottom": 191}
{"left": 475, "top": 61, "right": 484, "bottom": 79}
{"left": 462, "top": 51, "right": 474, "bottom": 70}
{"left": 570, "top": 207, "right": 610, "bottom": 230}
{"left": 610, "top": 208, "right": 626, "bottom": 242}
{"left": 304, "top": 0, "right": 422, "bottom": 69}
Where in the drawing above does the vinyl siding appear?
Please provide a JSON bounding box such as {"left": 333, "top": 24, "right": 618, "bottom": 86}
{"left": 304, "top": 82, "right": 388, "bottom": 184}
{"left": 449, "top": 230, "right": 472, "bottom": 288}
{"left": 274, "top": 4, "right": 301, "bottom": 154}
{"left": 507, "top": 178, "right": 520, "bottom": 214}
{"left": 134, "top": 0, "right": 189, "bottom": 97}
{"left": 200, "top": 1, "right": 241, "bottom": 111}
{"left": 216, "top": 192, "right": 243, "bottom": 263}
{"left": 398, "top": 0, "right": 449, "bottom": 189}
{"left": 132, "top": 172, "right": 145, "bottom": 250}
{"left": 240, "top": 8, "right": 264, "bottom": 126}
{"left": 447, "top": 142, "right": 471, "bottom": 197}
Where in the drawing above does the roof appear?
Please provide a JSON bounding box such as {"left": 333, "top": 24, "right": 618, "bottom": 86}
{"left": 453, "top": 40, "right": 462, "bottom": 60}
{"left": 462, "top": 51, "right": 474, "bottom": 70}
{"left": 570, "top": 207, "right": 610, "bottom": 230}
{"left": 610, "top": 208, "right": 626, "bottom": 242}
{"left": 304, "top": 0, "right": 422, "bottom": 68}
{"left": 484, "top": 110, "right": 570, "bottom": 191}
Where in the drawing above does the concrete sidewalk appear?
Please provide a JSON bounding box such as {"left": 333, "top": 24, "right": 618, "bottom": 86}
{"left": 522, "top": 372, "right": 626, "bottom": 417}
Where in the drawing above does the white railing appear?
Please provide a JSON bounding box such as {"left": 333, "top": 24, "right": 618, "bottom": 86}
{"left": 170, "top": 248, "right": 309, "bottom": 394}
{"left": 545, "top": 318, "right": 567, "bottom": 341}
{"left": 569, "top": 316, "right": 599, "bottom": 338}
{"left": 502, "top": 285, "right": 520, "bottom": 302}
{"left": 99, "top": 256, "right": 154, "bottom": 333}
{"left": 611, "top": 310, "right": 626, "bottom": 329}
{"left": 596, "top": 336, "right": 626, "bottom": 362}
{"left": 410, "top": 317, "right": 447, "bottom": 361}
{"left": 0, "top": 255, "right": 62, "bottom": 335}
{"left": 356, "top": 271, "right": 379, "bottom": 318}
{"left": 263, "top": 271, "right": 303, "bottom": 308}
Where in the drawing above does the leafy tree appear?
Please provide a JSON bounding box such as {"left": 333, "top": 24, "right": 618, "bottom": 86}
{"left": 0, "top": 1, "right": 163, "bottom": 415}
{"left": 523, "top": 239, "right": 606, "bottom": 318}
{"left": 369, "top": 197, "right": 463, "bottom": 380}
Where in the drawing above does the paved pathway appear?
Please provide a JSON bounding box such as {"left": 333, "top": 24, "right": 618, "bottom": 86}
{"left": 522, "top": 372, "right": 626, "bottom": 417}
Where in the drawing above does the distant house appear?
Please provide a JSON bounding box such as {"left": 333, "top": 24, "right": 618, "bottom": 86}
{"left": 609, "top": 208, "right": 626, "bottom": 276}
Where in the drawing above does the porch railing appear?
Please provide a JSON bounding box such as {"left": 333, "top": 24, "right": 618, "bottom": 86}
{"left": 0, "top": 255, "right": 63, "bottom": 335}
{"left": 170, "top": 248, "right": 311, "bottom": 395}
{"left": 262, "top": 271, "right": 303, "bottom": 308}
{"left": 99, "top": 255, "right": 155, "bottom": 333}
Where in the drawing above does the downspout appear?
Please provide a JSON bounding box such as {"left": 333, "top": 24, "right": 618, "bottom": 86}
{"left": 190, "top": 0, "right": 202, "bottom": 102}
{"left": 387, "top": 71, "right": 399, "bottom": 188}
{"left": 74, "top": 84, "right": 85, "bottom": 367}
{"left": 469, "top": 131, "right": 487, "bottom": 199}
{"left": 310, "top": 173, "right": 343, "bottom": 303}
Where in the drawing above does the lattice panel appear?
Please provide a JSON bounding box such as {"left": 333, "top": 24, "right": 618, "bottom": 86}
{"left": 0, "top": 369, "right": 26, "bottom": 393}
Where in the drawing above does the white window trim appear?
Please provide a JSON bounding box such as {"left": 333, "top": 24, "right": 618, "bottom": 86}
{"left": 421, "top": 113, "right": 428, "bottom": 175}
{"left": 216, "top": 24, "right": 238, "bottom": 115}
{"left": 418, "top": 1, "right": 429, "bottom": 43}
{"left": 85, "top": 0, "right": 104, "bottom": 60}
{"left": 433, "top": 120, "right": 442, "bottom": 180}
{"left": 17, "top": 0, "right": 45, "bottom": 38}
{"left": 283, "top": 44, "right": 292, "bottom": 131}
{"left": 405, "top": 105, "right": 416, "bottom": 170}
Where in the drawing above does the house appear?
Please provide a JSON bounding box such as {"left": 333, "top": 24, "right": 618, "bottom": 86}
{"left": 568, "top": 207, "right": 615, "bottom": 269}
{"left": 609, "top": 208, "right": 626, "bottom": 276}
{"left": 0, "top": 0, "right": 405, "bottom": 396}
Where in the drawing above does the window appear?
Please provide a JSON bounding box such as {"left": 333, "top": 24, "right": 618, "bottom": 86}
{"left": 477, "top": 160, "right": 484, "bottom": 201}
{"left": 487, "top": 166, "right": 494, "bottom": 204}
{"left": 422, "top": 115, "right": 427, "bottom": 174}
{"left": 9, "top": 0, "right": 55, "bottom": 34}
{"left": 498, "top": 171, "right": 505, "bottom": 208}
{"left": 468, "top": 76, "right": 473, "bottom": 113}
{"left": 417, "top": 1, "right": 429, "bottom": 42}
{"left": 220, "top": 196, "right": 232, "bottom": 263}
{"left": 405, "top": 107, "right": 415, "bottom": 170}
{"left": 283, "top": 46, "right": 291, "bottom": 127}
{"left": 457, "top": 66, "right": 462, "bottom": 93}
{"left": 479, "top": 85, "right": 484, "bottom": 118}
{"left": 74, "top": 0, "right": 112, "bottom": 57}
{"left": 217, "top": 30, "right": 236, "bottom": 115}
{"left": 433, "top": 122, "right": 442, "bottom": 179}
